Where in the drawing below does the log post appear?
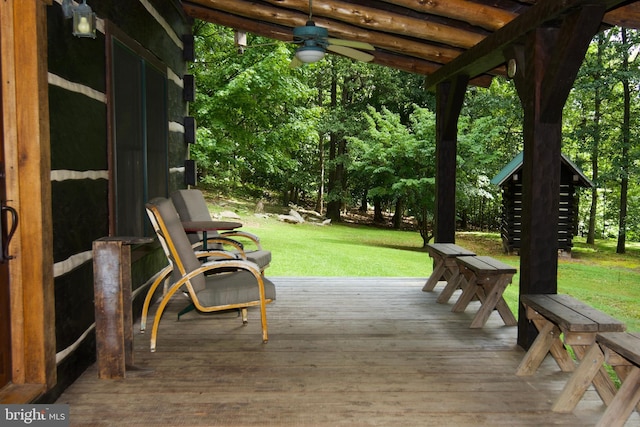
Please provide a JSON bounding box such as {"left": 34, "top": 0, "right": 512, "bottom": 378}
{"left": 434, "top": 75, "right": 468, "bottom": 243}
{"left": 511, "top": 5, "right": 606, "bottom": 349}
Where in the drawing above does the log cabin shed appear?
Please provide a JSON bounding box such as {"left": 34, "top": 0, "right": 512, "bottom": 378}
{"left": 492, "top": 152, "right": 593, "bottom": 255}
{"left": 1, "top": 0, "right": 639, "bottom": 404}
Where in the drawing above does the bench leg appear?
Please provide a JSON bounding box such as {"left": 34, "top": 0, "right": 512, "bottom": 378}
{"left": 494, "top": 297, "right": 517, "bottom": 326}
{"left": 613, "top": 365, "right": 640, "bottom": 412}
{"left": 469, "top": 275, "right": 516, "bottom": 328}
{"left": 451, "top": 274, "right": 476, "bottom": 313}
{"left": 516, "top": 320, "right": 559, "bottom": 376}
{"left": 553, "top": 343, "right": 604, "bottom": 413}
{"left": 435, "top": 268, "right": 461, "bottom": 304}
{"left": 573, "top": 344, "right": 617, "bottom": 406}
{"left": 423, "top": 258, "right": 445, "bottom": 291}
{"left": 539, "top": 319, "right": 576, "bottom": 373}
{"left": 596, "top": 366, "right": 640, "bottom": 427}
{"left": 516, "top": 317, "right": 574, "bottom": 375}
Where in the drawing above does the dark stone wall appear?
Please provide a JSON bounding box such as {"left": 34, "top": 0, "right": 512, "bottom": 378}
{"left": 43, "top": 0, "right": 191, "bottom": 402}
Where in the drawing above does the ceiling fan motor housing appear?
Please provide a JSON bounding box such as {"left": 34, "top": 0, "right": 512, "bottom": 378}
{"left": 293, "top": 21, "right": 329, "bottom": 49}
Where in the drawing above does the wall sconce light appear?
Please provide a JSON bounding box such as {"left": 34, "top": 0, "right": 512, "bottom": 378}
{"left": 62, "top": 0, "right": 96, "bottom": 39}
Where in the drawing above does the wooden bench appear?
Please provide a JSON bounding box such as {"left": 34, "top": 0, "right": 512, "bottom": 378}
{"left": 451, "top": 255, "right": 517, "bottom": 328}
{"left": 553, "top": 332, "right": 640, "bottom": 427}
{"left": 421, "top": 243, "right": 475, "bottom": 305}
{"left": 516, "top": 294, "right": 626, "bottom": 407}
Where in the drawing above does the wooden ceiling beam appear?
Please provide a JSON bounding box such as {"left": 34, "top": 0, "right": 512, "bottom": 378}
{"left": 380, "top": 0, "right": 518, "bottom": 31}
{"left": 425, "top": 0, "right": 634, "bottom": 90}
{"left": 184, "top": 3, "right": 458, "bottom": 76}
{"left": 183, "top": 1, "right": 465, "bottom": 65}
{"left": 187, "top": 0, "right": 485, "bottom": 49}
{"left": 604, "top": 2, "right": 640, "bottom": 29}
{"left": 371, "top": 50, "right": 496, "bottom": 86}
{"left": 183, "top": 3, "right": 294, "bottom": 42}
{"left": 261, "top": 0, "right": 484, "bottom": 48}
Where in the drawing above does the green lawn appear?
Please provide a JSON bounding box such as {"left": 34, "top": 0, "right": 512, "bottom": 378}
{"left": 208, "top": 200, "right": 640, "bottom": 332}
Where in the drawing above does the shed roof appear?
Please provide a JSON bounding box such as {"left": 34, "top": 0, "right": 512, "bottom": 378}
{"left": 491, "top": 152, "right": 594, "bottom": 188}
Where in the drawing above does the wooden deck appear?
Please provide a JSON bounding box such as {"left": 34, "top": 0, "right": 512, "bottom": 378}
{"left": 56, "top": 277, "right": 640, "bottom": 426}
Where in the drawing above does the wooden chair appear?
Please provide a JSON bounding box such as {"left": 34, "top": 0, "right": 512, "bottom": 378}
{"left": 143, "top": 197, "right": 276, "bottom": 351}
{"left": 171, "top": 189, "right": 271, "bottom": 272}
{"left": 140, "top": 201, "right": 245, "bottom": 334}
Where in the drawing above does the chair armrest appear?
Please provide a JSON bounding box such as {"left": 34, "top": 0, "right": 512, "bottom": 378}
{"left": 191, "top": 237, "right": 246, "bottom": 256}
{"left": 220, "top": 231, "right": 263, "bottom": 250}
{"left": 194, "top": 249, "right": 247, "bottom": 261}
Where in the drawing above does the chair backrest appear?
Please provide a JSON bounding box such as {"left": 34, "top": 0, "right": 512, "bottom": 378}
{"left": 171, "top": 189, "right": 220, "bottom": 246}
{"left": 146, "top": 197, "right": 206, "bottom": 292}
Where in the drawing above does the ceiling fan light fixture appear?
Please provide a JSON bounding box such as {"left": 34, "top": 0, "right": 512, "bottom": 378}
{"left": 295, "top": 46, "right": 325, "bottom": 63}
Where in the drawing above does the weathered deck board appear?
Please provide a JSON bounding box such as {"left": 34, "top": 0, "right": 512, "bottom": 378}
{"left": 56, "top": 277, "right": 640, "bottom": 426}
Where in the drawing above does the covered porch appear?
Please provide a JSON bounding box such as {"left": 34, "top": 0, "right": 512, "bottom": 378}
{"left": 56, "top": 277, "right": 636, "bottom": 426}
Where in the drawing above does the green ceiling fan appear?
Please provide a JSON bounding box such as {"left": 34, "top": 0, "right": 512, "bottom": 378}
{"left": 289, "top": 0, "right": 375, "bottom": 67}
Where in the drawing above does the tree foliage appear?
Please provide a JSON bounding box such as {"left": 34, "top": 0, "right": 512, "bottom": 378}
{"left": 190, "top": 22, "right": 640, "bottom": 245}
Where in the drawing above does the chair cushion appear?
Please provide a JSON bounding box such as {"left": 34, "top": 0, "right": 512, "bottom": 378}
{"left": 198, "top": 271, "right": 276, "bottom": 306}
{"left": 171, "top": 189, "right": 221, "bottom": 245}
{"left": 237, "top": 249, "right": 271, "bottom": 269}
{"left": 150, "top": 197, "right": 206, "bottom": 292}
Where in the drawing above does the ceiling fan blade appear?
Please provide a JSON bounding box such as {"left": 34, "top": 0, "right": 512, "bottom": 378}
{"left": 289, "top": 56, "right": 303, "bottom": 68}
{"left": 327, "top": 45, "right": 374, "bottom": 62}
{"left": 328, "top": 38, "right": 375, "bottom": 51}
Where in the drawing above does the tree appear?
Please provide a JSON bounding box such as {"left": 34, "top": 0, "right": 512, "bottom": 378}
{"left": 565, "top": 31, "right": 612, "bottom": 244}
{"left": 190, "top": 23, "right": 316, "bottom": 199}
{"left": 348, "top": 105, "right": 437, "bottom": 245}
{"left": 610, "top": 28, "right": 640, "bottom": 253}
{"left": 458, "top": 80, "right": 522, "bottom": 230}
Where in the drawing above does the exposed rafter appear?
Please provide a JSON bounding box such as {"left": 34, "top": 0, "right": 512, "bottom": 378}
{"left": 426, "top": 0, "right": 636, "bottom": 89}
{"left": 182, "top": 0, "right": 640, "bottom": 85}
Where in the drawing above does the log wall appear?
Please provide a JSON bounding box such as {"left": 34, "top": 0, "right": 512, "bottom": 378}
{"left": 499, "top": 166, "right": 578, "bottom": 255}
{"left": 42, "top": 0, "right": 191, "bottom": 401}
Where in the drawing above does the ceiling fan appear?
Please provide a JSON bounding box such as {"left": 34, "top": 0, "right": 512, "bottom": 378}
{"left": 289, "top": 0, "right": 375, "bottom": 67}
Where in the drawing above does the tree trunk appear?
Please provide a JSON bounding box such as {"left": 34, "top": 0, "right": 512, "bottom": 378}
{"left": 418, "top": 205, "right": 432, "bottom": 248}
{"left": 392, "top": 197, "right": 403, "bottom": 229}
{"left": 315, "top": 135, "right": 325, "bottom": 215}
{"left": 360, "top": 189, "right": 368, "bottom": 212}
{"left": 587, "top": 36, "right": 604, "bottom": 245}
{"left": 326, "top": 131, "right": 342, "bottom": 221}
{"left": 616, "top": 28, "right": 630, "bottom": 254}
{"left": 325, "top": 70, "right": 342, "bottom": 221}
{"left": 315, "top": 72, "right": 325, "bottom": 215}
{"left": 373, "top": 197, "right": 384, "bottom": 223}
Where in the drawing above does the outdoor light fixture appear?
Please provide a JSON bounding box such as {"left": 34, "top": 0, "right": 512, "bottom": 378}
{"left": 507, "top": 58, "right": 517, "bottom": 79}
{"left": 295, "top": 46, "right": 325, "bottom": 64}
{"left": 62, "top": 0, "right": 96, "bottom": 39}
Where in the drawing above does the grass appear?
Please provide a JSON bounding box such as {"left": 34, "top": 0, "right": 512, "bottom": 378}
{"left": 204, "top": 194, "right": 640, "bottom": 332}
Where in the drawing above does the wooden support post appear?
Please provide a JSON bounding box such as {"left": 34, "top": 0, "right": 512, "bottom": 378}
{"left": 93, "top": 239, "right": 131, "bottom": 379}
{"left": 434, "top": 75, "right": 468, "bottom": 243}
{"left": 93, "top": 237, "right": 150, "bottom": 379}
{"left": 511, "top": 5, "right": 605, "bottom": 349}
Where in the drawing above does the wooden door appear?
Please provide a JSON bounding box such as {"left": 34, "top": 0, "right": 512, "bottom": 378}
{"left": 0, "top": 18, "right": 12, "bottom": 388}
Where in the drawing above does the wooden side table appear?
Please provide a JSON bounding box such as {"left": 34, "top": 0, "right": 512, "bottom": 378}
{"left": 181, "top": 220, "right": 242, "bottom": 250}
